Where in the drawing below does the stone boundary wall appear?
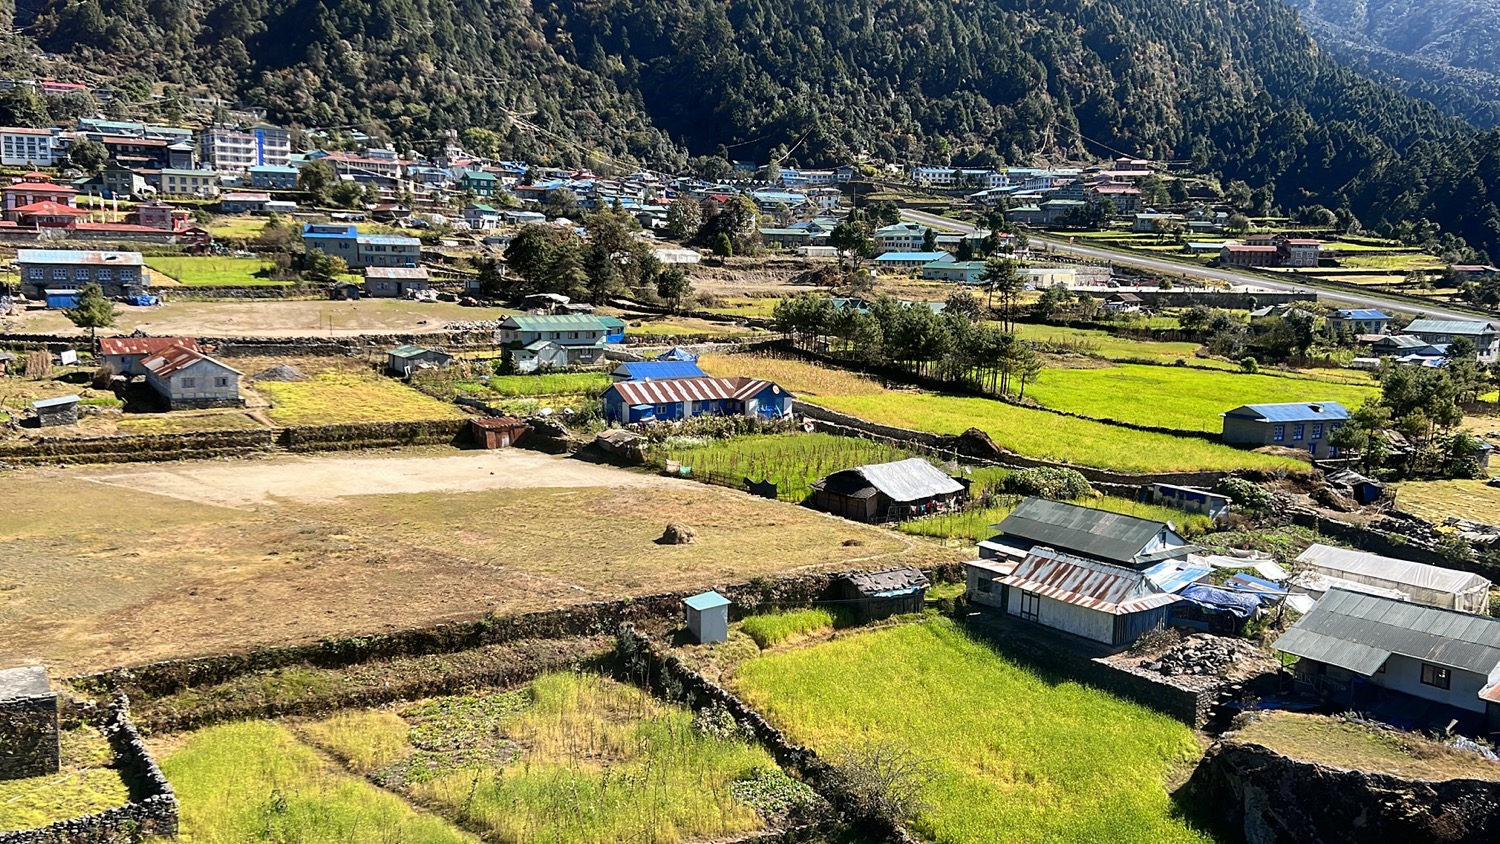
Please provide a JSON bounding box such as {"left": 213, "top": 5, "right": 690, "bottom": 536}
{"left": 1183, "top": 740, "right": 1500, "bottom": 843}
{"left": 0, "top": 692, "right": 58, "bottom": 781}
{"left": 0, "top": 696, "right": 177, "bottom": 844}
{"left": 0, "top": 331, "right": 504, "bottom": 357}
{"left": 616, "top": 625, "right": 919, "bottom": 844}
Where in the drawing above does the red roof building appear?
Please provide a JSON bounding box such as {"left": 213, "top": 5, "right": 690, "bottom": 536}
{"left": 3, "top": 181, "right": 78, "bottom": 211}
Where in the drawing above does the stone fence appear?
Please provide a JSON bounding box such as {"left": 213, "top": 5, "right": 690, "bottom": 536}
{"left": 0, "top": 695, "right": 177, "bottom": 844}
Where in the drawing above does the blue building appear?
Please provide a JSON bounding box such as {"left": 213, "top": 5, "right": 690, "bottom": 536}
{"left": 610, "top": 360, "right": 708, "bottom": 382}
{"left": 302, "top": 224, "right": 421, "bottom": 269}
{"left": 1329, "top": 309, "right": 1392, "bottom": 336}
{"left": 248, "top": 165, "right": 300, "bottom": 190}
{"left": 875, "top": 251, "right": 953, "bottom": 273}
{"left": 1221, "top": 401, "right": 1350, "bottom": 457}
{"left": 602, "top": 376, "right": 792, "bottom": 424}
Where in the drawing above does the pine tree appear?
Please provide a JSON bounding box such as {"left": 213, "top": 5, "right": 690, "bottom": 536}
{"left": 66, "top": 284, "right": 116, "bottom": 342}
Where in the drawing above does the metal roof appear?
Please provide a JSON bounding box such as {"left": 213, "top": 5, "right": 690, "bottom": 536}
{"left": 17, "top": 249, "right": 142, "bottom": 266}
{"left": 1295, "top": 544, "right": 1490, "bottom": 598}
{"left": 684, "top": 590, "right": 731, "bottom": 611}
{"left": 993, "top": 498, "right": 1181, "bottom": 566}
{"left": 608, "top": 376, "right": 785, "bottom": 405}
{"left": 141, "top": 345, "right": 240, "bottom": 378}
{"left": 0, "top": 666, "right": 51, "bottom": 702}
{"left": 815, "top": 458, "right": 964, "bottom": 503}
{"left": 501, "top": 314, "right": 612, "bottom": 332}
{"left": 365, "top": 267, "right": 429, "bottom": 279}
{"left": 999, "top": 548, "right": 1179, "bottom": 615}
{"left": 1335, "top": 309, "right": 1390, "bottom": 320}
{"left": 1143, "top": 557, "right": 1215, "bottom": 593}
{"left": 1405, "top": 319, "right": 1499, "bottom": 336}
{"left": 612, "top": 361, "right": 707, "bottom": 381}
{"left": 841, "top": 568, "right": 930, "bottom": 597}
{"left": 32, "top": 394, "right": 80, "bottom": 409}
{"left": 389, "top": 344, "right": 431, "bottom": 358}
{"left": 1274, "top": 589, "right": 1500, "bottom": 677}
{"left": 655, "top": 347, "right": 698, "bottom": 361}
{"left": 358, "top": 234, "right": 420, "bottom": 246}
{"left": 875, "top": 251, "right": 951, "bottom": 262}
{"left": 99, "top": 337, "right": 199, "bottom": 356}
{"left": 1221, "top": 401, "right": 1350, "bottom": 423}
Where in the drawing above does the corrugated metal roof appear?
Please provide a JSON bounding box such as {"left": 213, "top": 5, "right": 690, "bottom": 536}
{"left": 1336, "top": 309, "right": 1390, "bottom": 320}
{"left": 365, "top": 267, "right": 429, "bottom": 279}
{"left": 1221, "top": 402, "right": 1350, "bottom": 423}
{"left": 684, "top": 590, "right": 731, "bottom": 611}
{"left": 612, "top": 361, "right": 707, "bottom": 381}
{"left": 1143, "top": 558, "right": 1215, "bottom": 593}
{"left": 1296, "top": 544, "right": 1490, "bottom": 597}
{"left": 818, "top": 458, "right": 965, "bottom": 503}
{"left": 1274, "top": 589, "right": 1500, "bottom": 676}
{"left": 502, "top": 314, "right": 611, "bottom": 332}
{"left": 994, "top": 498, "right": 1179, "bottom": 566}
{"left": 608, "top": 377, "right": 785, "bottom": 405}
{"left": 1405, "top": 319, "right": 1499, "bottom": 336}
{"left": 358, "top": 234, "right": 420, "bottom": 246}
{"left": 389, "top": 345, "right": 430, "bottom": 357}
{"left": 17, "top": 249, "right": 142, "bottom": 266}
{"left": 32, "top": 394, "right": 79, "bottom": 409}
{"left": 841, "top": 568, "right": 930, "bottom": 596}
{"left": 141, "top": 345, "right": 232, "bottom": 378}
{"left": 999, "top": 548, "right": 1179, "bottom": 615}
{"left": 99, "top": 337, "right": 199, "bottom": 356}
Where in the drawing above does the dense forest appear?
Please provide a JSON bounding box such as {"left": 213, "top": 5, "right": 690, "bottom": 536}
{"left": 9, "top": 0, "right": 1500, "bottom": 260}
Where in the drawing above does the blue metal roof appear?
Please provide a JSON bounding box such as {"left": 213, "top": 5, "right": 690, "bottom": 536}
{"left": 1143, "top": 558, "right": 1215, "bottom": 594}
{"left": 359, "top": 234, "right": 420, "bottom": 246}
{"left": 876, "top": 251, "right": 951, "bottom": 262}
{"left": 33, "top": 394, "right": 80, "bottom": 409}
{"left": 1336, "top": 309, "right": 1390, "bottom": 320}
{"left": 1223, "top": 401, "right": 1350, "bottom": 423}
{"left": 614, "top": 361, "right": 707, "bottom": 380}
{"left": 684, "top": 591, "right": 731, "bottom": 611}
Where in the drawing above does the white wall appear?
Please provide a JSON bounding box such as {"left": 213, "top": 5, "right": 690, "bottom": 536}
{"left": 966, "top": 568, "right": 1005, "bottom": 610}
{"left": 1370, "top": 654, "right": 1488, "bottom": 713}
{"left": 1007, "top": 588, "right": 1114, "bottom": 643}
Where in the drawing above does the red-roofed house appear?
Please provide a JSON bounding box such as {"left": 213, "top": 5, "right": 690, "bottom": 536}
{"left": 10, "top": 201, "right": 89, "bottom": 227}
{"left": 99, "top": 337, "right": 202, "bottom": 375}
{"left": 138, "top": 344, "right": 243, "bottom": 408}
{"left": 1220, "top": 243, "right": 1280, "bottom": 267}
{"left": 601, "top": 376, "right": 792, "bottom": 424}
{"left": 3, "top": 181, "right": 78, "bottom": 212}
{"left": 131, "top": 201, "right": 192, "bottom": 231}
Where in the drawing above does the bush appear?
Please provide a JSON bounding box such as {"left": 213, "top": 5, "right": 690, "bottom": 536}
{"left": 1216, "top": 476, "right": 1273, "bottom": 512}
{"left": 1002, "top": 467, "right": 1094, "bottom": 500}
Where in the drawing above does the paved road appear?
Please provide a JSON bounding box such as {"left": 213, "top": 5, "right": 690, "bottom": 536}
{"left": 898, "top": 208, "right": 1483, "bottom": 321}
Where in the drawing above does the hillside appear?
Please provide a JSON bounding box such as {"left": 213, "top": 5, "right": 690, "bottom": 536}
{"left": 9, "top": 0, "right": 1500, "bottom": 260}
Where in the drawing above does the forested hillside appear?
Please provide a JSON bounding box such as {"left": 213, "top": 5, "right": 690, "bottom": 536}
{"left": 9, "top": 0, "right": 1500, "bottom": 260}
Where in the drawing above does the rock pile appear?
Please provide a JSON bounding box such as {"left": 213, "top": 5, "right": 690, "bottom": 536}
{"left": 252, "top": 364, "right": 306, "bottom": 382}
{"left": 443, "top": 319, "right": 504, "bottom": 332}
{"left": 1140, "top": 635, "right": 1248, "bottom": 677}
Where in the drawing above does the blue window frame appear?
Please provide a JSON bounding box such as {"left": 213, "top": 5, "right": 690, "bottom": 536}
{"left": 1311, "top": 423, "right": 1323, "bottom": 439}
{"left": 1293, "top": 424, "right": 1305, "bottom": 441}
{"left": 1272, "top": 424, "right": 1285, "bottom": 442}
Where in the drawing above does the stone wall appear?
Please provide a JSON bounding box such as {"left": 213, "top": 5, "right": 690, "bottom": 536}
{"left": 280, "top": 419, "right": 470, "bottom": 451}
{"left": 1182, "top": 740, "right": 1500, "bottom": 843}
{"left": 0, "top": 695, "right": 58, "bottom": 780}
{"left": 0, "top": 696, "right": 177, "bottom": 844}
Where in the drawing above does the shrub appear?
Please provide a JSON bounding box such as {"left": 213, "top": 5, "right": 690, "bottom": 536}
{"left": 1216, "top": 477, "right": 1273, "bottom": 513}
{"left": 1002, "top": 467, "right": 1094, "bottom": 500}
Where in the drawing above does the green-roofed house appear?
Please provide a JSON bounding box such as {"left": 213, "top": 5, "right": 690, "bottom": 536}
{"left": 461, "top": 170, "right": 499, "bottom": 196}
{"left": 922, "top": 260, "right": 988, "bottom": 283}
{"left": 386, "top": 344, "right": 453, "bottom": 377}
{"left": 463, "top": 203, "right": 502, "bottom": 231}
{"left": 758, "top": 227, "right": 811, "bottom": 249}
{"left": 495, "top": 314, "right": 614, "bottom": 365}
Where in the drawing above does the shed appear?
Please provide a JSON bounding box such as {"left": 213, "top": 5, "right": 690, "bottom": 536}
{"left": 810, "top": 458, "right": 966, "bottom": 523}
{"left": 386, "top": 345, "right": 453, "bottom": 377}
{"left": 998, "top": 547, "right": 1180, "bottom": 647}
{"left": 0, "top": 666, "right": 58, "bottom": 780}
{"left": 655, "top": 347, "right": 699, "bottom": 362}
{"left": 511, "top": 340, "right": 570, "bottom": 373}
{"left": 470, "top": 416, "right": 528, "bottom": 449}
{"left": 1325, "top": 469, "right": 1386, "bottom": 506}
{"left": 684, "top": 591, "right": 731, "bottom": 644}
{"left": 1293, "top": 544, "right": 1491, "bottom": 613}
{"left": 44, "top": 289, "right": 80, "bottom": 310}
{"left": 836, "top": 568, "right": 930, "bottom": 621}
{"left": 1139, "top": 483, "right": 1230, "bottom": 520}
{"left": 31, "top": 394, "right": 79, "bottom": 427}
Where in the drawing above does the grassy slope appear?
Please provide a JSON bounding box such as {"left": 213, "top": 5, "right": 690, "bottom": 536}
{"left": 259, "top": 373, "right": 469, "bottom": 425}
{"left": 733, "top": 618, "right": 1210, "bottom": 844}
{"left": 1393, "top": 479, "right": 1500, "bottom": 525}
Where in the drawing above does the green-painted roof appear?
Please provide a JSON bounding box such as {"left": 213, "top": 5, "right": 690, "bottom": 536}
{"left": 502, "top": 314, "right": 611, "bottom": 332}
{"left": 464, "top": 171, "right": 499, "bottom": 181}
{"left": 390, "top": 344, "right": 428, "bottom": 358}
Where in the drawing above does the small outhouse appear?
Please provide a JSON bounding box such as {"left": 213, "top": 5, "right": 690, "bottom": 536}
{"left": 470, "top": 416, "right": 528, "bottom": 449}
{"left": 32, "top": 394, "right": 79, "bottom": 427}
{"left": 684, "top": 591, "right": 731, "bottom": 644}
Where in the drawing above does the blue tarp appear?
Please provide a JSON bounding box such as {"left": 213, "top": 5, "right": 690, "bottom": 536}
{"left": 1178, "top": 585, "right": 1261, "bottom": 619}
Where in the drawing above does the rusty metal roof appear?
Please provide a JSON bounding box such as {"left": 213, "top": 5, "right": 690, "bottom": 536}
{"left": 608, "top": 376, "right": 785, "bottom": 405}
{"left": 99, "top": 337, "right": 200, "bottom": 356}
{"left": 999, "top": 547, "right": 1179, "bottom": 615}
{"left": 141, "top": 346, "right": 241, "bottom": 379}
{"left": 470, "top": 416, "right": 526, "bottom": 430}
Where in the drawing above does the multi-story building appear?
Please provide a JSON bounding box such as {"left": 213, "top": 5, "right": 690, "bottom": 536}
{"left": 149, "top": 169, "right": 221, "bottom": 198}
{"left": 15, "top": 249, "right": 148, "bottom": 298}
{"left": 248, "top": 164, "right": 300, "bottom": 190}
{"left": 301, "top": 223, "right": 420, "bottom": 269}
{"left": 0, "top": 127, "right": 62, "bottom": 167}
{"left": 200, "top": 123, "right": 293, "bottom": 172}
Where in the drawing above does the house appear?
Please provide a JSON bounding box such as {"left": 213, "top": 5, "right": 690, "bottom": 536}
{"left": 3, "top": 181, "right": 77, "bottom": 213}
{"left": 758, "top": 227, "right": 811, "bottom": 249}
{"left": 363, "top": 267, "right": 430, "bottom": 298}
{"left": 131, "top": 201, "right": 190, "bottom": 231}
{"left": 150, "top": 169, "right": 220, "bottom": 198}
{"left": 610, "top": 360, "right": 707, "bottom": 382}
{"left": 461, "top": 171, "right": 499, "bottom": 196}
{"left": 601, "top": 376, "right": 792, "bottom": 424}
{"left": 980, "top": 497, "right": 1194, "bottom": 567}
{"left": 1371, "top": 334, "right": 1442, "bottom": 358}
{"left": 922, "top": 260, "right": 988, "bottom": 283}
{"left": 1, "top": 127, "right": 62, "bottom": 167}
{"left": 1278, "top": 238, "right": 1323, "bottom": 268}
{"left": 1450, "top": 265, "right": 1500, "bottom": 282}
{"left": 463, "top": 204, "right": 502, "bottom": 231}
{"left": 1248, "top": 303, "right": 1313, "bottom": 322}
{"left": 470, "top": 416, "right": 528, "bottom": 449}
{"left": 1219, "top": 243, "right": 1279, "bottom": 267}
{"left": 1273, "top": 589, "right": 1500, "bottom": 727}
{"left": 99, "top": 337, "right": 202, "bottom": 375}
{"left": 1103, "top": 292, "right": 1143, "bottom": 313}
{"left": 302, "top": 224, "right": 421, "bottom": 269}
{"left": 1292, "top": 544, "right": 1491, "bottom": 613}
{"left": 1139, "top": 483, "right": 1231, "bottom": 520}
{"left": 9, "top": 200, "right": 89, "bottom": 227}
{"left": 1401, "top": 319, "right": 1500, "bottom": 363}
{"left": 684, "top": 591, "right": 731, "bottom": 644}
{"left": 504, "top": 209, "right": 546, "bottom": 225}
{"left": 511, "top": 340, "right": 571, "bottom": 373}
{"left": 834, "top": 569, "right": 930, "bottom": 621}
{"left": 1330, "top": 309, "right": 1391, "bottom": 335}
{"left": 1220, "top": 401, "right": 1349, "bottom": 457}
{"left": 874, "top": 251, "right": 952, "bottom": 273}
{"left": 99, "top": 165, "right": 146, "bottom": 200}
{"left": 810, "top": 458, "right": 966, "bottom": 523}
{"left": 248, "top": 165, "right": 300, "bottom": 190}
{"left": 991, "top": 548, "right": 1181, "bottom": 647}
{"left": 138, "top": 345, "right": 243, "bottom": 409}
{"left": 1133, "top": 212, "right": 1183, "bottom": 233}
{"left": 386, "top": 345, "right": 452, "bottom": 377}
{"left": 220, "top": 192, "right": 271, "bottom": 213}
{"left": 872, "top": 222, "right": 929, "bottom": 254}
{"left": 496, "top": 314, "right": 612, "bottom": 365}
{"left": 199, "top": 123, "right": 292, "bottom": 172}
{"left": 16, "top": 249, "right": 147, "bottom": 299}
{"left": 32, "top": 395, "right": 79, "bottom": 427}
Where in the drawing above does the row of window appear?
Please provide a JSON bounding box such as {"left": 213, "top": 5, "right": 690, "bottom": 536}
{"left": 177, "top": 376, "right": 232, "bottom": 389}
{"left": 1271, "top": 422, "right": 1338, "bottom": 442}
{"left": 27, "top": 267, "right": 138, "bottom": 281}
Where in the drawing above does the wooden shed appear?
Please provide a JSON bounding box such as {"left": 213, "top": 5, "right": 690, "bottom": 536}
{"left": 811, "top": 458, "right": 965, "bottom": 523}
{"left": 31, "top": 394, "right": 79, "bottom": 427}
{"left": 836, "top": 568, "right": 930, "bottom": 621}
{"left": 470, "top": 416, "right": 528, "bottom": 449}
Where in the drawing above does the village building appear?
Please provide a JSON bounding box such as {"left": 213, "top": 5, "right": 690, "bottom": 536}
{"left": 980, "top": 497, "right": 1194, "bottom": 568}
{"left": 874, "top": 251, "right": 952, "bottom": 273}
{"left": 496, "top": 314, "right": 613, "bottom": 365}
{"left": 138, "top": 345, "right": 243, "bottom": 409}
{"left": 1329, "top": 309, "right": 1392, "bottom": 335}
{"left": 149, "top": 168, "right": 220, "bottom": 198}
{"left": 1103, "top": 292, "right": 1144, "bottom": 313}
{"left": 834, "top": 569, "right": 930, "bottom": 621}
{"left": 684, "top": 591, "right": 731, "bottom": 644}
{"left": 983, "top": 548, "right": 1181, "bottom": 647}
{"left": 1401, "top": 319, "right": 1500, "bottom": 363}
{"left": 872, "top": 222, "right": 929, "bottom": 254}
{"left": 601, "top": 376, "right": 792, "bottom": 424}
{"left": 922, "top": 260, "right": 988, "bottom": 283}
{"left": 99, "top": 337, "right": 202, "bottom": 375}
{"left": 199, "top": 123, "right": 293, "bottom": 172}
{"left": 1219, "top": 243, "right": 1279, "bottom": 267}
{"left": 1220, "top": 401, "right": 1349, "bottom": 457}
{"left": 610, "top": 360, "right": 707, "bottom": 382}
{"left": 16, "top": 249, "right": 147, "bottom": 299}
{"left": 1139, "top": 483, "right": 1231, "bottom": 520}
{"left": 470, "top": 416, "right": 528, "bottom": 449}
{"left": 220, "top": 192, "right": 271, "bottom": 213}
{"left": 0, "top": 127, "right": 62, "bottom": 167}
{"left": 3, "top": 180, "right": 77, "bottom": 215}
{"left": 511, "top": 340, "right": 571, "bottom": 373}
{"left": 386, "top": 345, "right": 453, "bottom": 377}
{"left": 131, "top": 201, "right": 191, "bottom": 231}
{"left": 810, "top": 458, "right": 966, "bottom": 523}
{"left": 363, "top": 267, "right": 431, "bottom": 298}
{"left": 248, "top": 164, "right": 301, "bottom": 190}
{"left": 302, "top": 223, "right": 421, "bottom": 269}
{"left": 31, "top": 395, "right": 79, "bottom": 427}
{"left": 1274, "top": 589, "right": 1500, "bottom": 729}
{"left": 1291, "top": 544, "right": 1491, "bottom": 613}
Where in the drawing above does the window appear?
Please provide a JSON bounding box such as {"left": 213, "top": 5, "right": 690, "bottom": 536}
{"left": 74, "top": 268, "right": 89, "bottom": 281}
{"left": 1311, "top": 423, "right": 1323, "bottom": 439}
{"left": 52, "top": 268, "right": 67, "bottom": 281}
{"left": 1420, "top": 663, "right": 1451, "bottom": 690}
{"left": 1293, "top": 423, "right": 1305, "bottom": 441}
{"left": 27, "top": 267, "right": 42, "bottom": 280}
{"left": 1272, "top": 424, "right": 1285, "bottom": 442}
{"left": 97, "top": 269, "right": 112, "bottom": 281}
{"left": 214, "top": 377, "right": 229, "bottom": 387}
{"left": 181, "top": 378, "right": 196, "bottom": 388}
{"left": 1019, "top": 591, "right": 1040, "bottom": 622}
{"left": 976, "top": 578, "right": 993, "bottom": 594}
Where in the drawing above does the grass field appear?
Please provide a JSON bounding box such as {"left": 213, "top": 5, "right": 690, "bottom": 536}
{"left": 739, "top": 608, "right": 844, "bottom": 649}
{"left": 1021, "top": 365, "right": 1379, "bottom": 433}
{"left": 1233, "top": 712, "right": 1500, "bottom": 781}
{"left": 0, "top": 726, "right": 129, "bottom": 831}
{"left": 302, "top": 672, "right": 774, "bottom": 844}
{"left": 699, "top": 355, "right": 1305, "bottom": 473}
{"left": 1010, "top": 324, "right": 1222, "bottom": 367}
{"left": 1393, "top": 480, "right": 1500, "bottom": 526}
{"left": 481, "top": 372, "right": 612, "bottom": 397}
{"left": 161, "top": 720, "right": 476, "bottom": 843}
{"left": 900, "top": 495, "right": 1215, "bottom": 542}
{"left": 732, "top": 617, "right": 1211, "bottom": 844}
{"left": 206, "top": 215, "right": 271, "bottom": 240}
{"left": 258, "top": 372, "right": 469, "bottom": 425}
{"left": 145, "top": 256, "right": 292, "bottom": 287}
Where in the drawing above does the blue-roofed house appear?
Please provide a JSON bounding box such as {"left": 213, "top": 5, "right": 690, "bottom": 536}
{"left": 1221, "top": 401, "right": 1350, "bottom": 457}
{"left": 248, "top": 165, "right": 300, "bottom": 190}
{"left": 875, "top": 251, "right": 953, "bottom": 273}
{"left": 655, "top": 347, "right": 699, "bottom": 362}
{"left": 601, "top": 376, "right": 792, "bottom": 424}
{"left": 1402, "top": 319, "right": 1500, "bottom": 363}
{"left": 1329, "top": 309, "right": 1392, "bottom": 336}
{"left": 17, "top": 249, "right": 147, "bottom": 299}
{"left": 610, "top": 360, "right": 708, "bottom": 382}
{"left": 302, "top": 224, "right": 421, "bottom": 269}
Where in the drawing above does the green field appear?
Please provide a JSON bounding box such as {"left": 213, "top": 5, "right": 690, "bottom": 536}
{"left": 482, "top": 372, "right": 613, "bottom": 396}
{"left": 901, "top": 495, "right": 1214, "bottom": 542}
{"left": 732, "top": 617, "right": 1211, "bottom": 844}
{"left": 0, "top": 726, "right": 129, "bottom": 831}
{"left": 161, "top": 720, "right": 476, "bottom": 843}
{"left": 302, "top": 672, "right": 774, "bottom": 844}
{"left": 145, "top": 256, "right": 293, "bottom": 287}
{"left": 1022, "top": 364, "right": 1379, "bottom": 433}
{"left": 206, "top": 216, "right": 271, "bottom": 240}
{"left": 259, "top": 372, "right": 470, "bottom": 425}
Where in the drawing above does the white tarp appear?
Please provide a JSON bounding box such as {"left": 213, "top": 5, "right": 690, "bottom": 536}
{"left": 1195, "top": 552, "right": 1289, "bottom": 582}
{"left": 1294, "top": 544, "right": 1491, "bottom": 613}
